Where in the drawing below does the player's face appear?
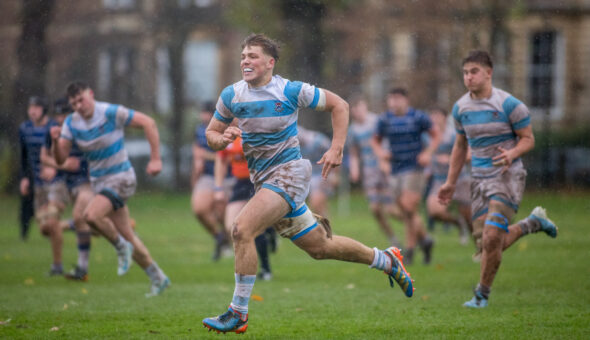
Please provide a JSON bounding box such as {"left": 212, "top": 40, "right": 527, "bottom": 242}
{"left": 386, "top": 94, "right": 409, "bottom": 115}
{"left": 351, "top": 100, "right": 368, "bottom": 122}
{"left": 463, "top": 62, "right": 492, "bottom": 93}
{"left": 240, "top": 45, "right": 275, "bottom": 87}
{"left": 69, "top": 89, "right": 95, "bottom": 119}
{"left": 27, "top": 105, "right": 44, "bottom": 123}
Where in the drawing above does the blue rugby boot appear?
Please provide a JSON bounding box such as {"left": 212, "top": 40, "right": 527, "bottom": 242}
{"left": 203, "top": 307, "right": 248, "bottom": 334}
{"left": 384, "top": 247, "right": 414, "bottom": 297}
{"left": 529, "top": 207, "right": 558, "bottom": 238}
{"left": 463, "top": 290, "right": 488, "bottom": 308}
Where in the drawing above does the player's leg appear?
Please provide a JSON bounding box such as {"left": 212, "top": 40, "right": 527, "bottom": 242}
{"left": 41, "top": 201, "right": 64, "bottom": 275}
{"left": 65, "top": 185, "right": 93, "bottom": 281}
{"left": 191, "top": 177, "right": 226, "bottom": 260}
{"left": 399, "top": 188, "right": 433, "bottom": 264}
{"left": 367, "top": 180, "right": 399, "bottom": 247}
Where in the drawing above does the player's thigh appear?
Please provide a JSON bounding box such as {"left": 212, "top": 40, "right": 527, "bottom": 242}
{"left": 292, "top": 221, "right": 329, "bottom": 254}
{"left": 399, "top": 189, "right": 421, "bottom": 213}
{"left": 426, "top": 193, "right": 445, "bottom": 216}
{"left": 108, "top": 205, "right": 133, "bottom": 238}
{"left": 232, "top": 188, "right": 290, "bottom": 240}
{"left": 72, "top": 186, "right": 94, "bottom": 222}
{"left": 84, "top": 194, "right": 114, "bottom": 221}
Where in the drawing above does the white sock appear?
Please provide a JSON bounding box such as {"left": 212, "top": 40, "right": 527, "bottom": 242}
{"left": 77, "top": 251, "right": 89, "bottom": 271}
{"left": 114, "top": 235, "right": 126, "bottom": 251}
{"left": 230, "top": 273, "right": 256, "bottom": 315}
{"left": 144, "top": 262, "right": 165, "bottom": 282}
{"left": 369, "top": 247, "right": 392, "bottom": 272}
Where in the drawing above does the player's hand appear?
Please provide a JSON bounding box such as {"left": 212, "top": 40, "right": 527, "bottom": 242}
{"left": 378, "top": 159, "right": 391, "bottom": 176}
{"left": 146, "top": 158, "right": 162, "bottom": 176}
{"left": 437, "top": 181, "right": 456, "bottom": 206}
{"left": 20, "top": 178, "right": 30, "bottom": 196}
{"left": 318, "top": 146, "right": 343, "bottom": 179}
{"left": 222, "top": 126, "right": 242, "bottom": 145}
{"left": 40, "top": 166, "right": 57, "bottom": 181}
{"left": 417, "top": 150, "right": 432, "bottom": 167}
{"left": 50, "top": 126, "right": 61, "bottom": 140}
{"left": 492, "top": 146, "right": 515, "bottom": 173}
{"left": 63, "top": 157, "right": 81, "bottom": 172}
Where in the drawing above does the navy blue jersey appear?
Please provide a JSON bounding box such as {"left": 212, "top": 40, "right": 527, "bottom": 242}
{"left": 44, "top": 132, "right": 89, "bottom": 189}
{"left": 194, "top": 123, "right": 215, "bottom": 175}
{"left": 19, "top": 118, "right": 58, "bottom": 185}
{"left": 375, "top": 108, "right": 432, "bottom": 174}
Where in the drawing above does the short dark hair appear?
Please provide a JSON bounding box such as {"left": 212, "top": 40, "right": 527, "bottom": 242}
{"left": 430, "top": 107, "right": 449, "bottom": 117}
{"left": 54, "top": 97, "right": 72, "bottom": 115}
{"left": 29, "top": 96, "right": 48, "bottom": 115}
{"left": 462, "top": 50, "right": 493, "bottom": 69}
{"left": 388, "top": 88, "right": 408, "bottom": 97}
{"left": 241, "top": 33, "right": 280, "bottom": 61}
{"left": 66, "top": 81, "right": 90, "bottom": 98}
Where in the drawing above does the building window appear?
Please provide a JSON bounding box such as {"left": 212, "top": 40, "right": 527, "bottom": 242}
{"left": 97, "top": 47, "right": 136, "bottom": 104}
{"left": 183, "top": 40, "right": 219, "bottom": 106}
{"left": 529, "top": 30, "right": 565, "bottom": 118}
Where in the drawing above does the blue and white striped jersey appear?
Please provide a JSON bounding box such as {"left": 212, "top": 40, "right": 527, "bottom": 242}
{"left": 60, "top": 101, "right": 135, "bottom": 182}
{"left": 213, "top": 75, "right": 323, "bottom": 184}
{"left": 452, "top": 87, "right": 530, "bottom": 179}
{"left": 348, "top": 113, "right": 380, "bottom": 172}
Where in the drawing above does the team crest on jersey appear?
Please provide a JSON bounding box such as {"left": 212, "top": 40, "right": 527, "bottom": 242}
{"left": 275, "top": 102, "right": 284, "bottom": 113}
{"left": 492, "top": 111, "right": 500, "bottom": 120}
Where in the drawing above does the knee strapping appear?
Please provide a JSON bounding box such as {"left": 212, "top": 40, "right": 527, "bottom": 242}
{"left": 485, "top": 212, "right": 509, "bottom": 233}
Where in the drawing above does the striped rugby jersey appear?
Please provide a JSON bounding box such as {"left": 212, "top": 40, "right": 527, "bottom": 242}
{"left": 213, "top": 75, "right": 322, "bottom": 184}
{"left": 19, "top": 118, "right": 59, "bottom": 185}
{"left": 348, "top": 113, "right": 380, "bottom": 173}
{"left": 452, "top": 87, "right": 531, "bottom": 179}
{"left": 60, "top": 101, "right": 135, "bottom": 182}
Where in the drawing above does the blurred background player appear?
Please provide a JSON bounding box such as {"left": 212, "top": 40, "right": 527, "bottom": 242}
{"left": 19, "top": 96, "right": 64, "bottom": 275}
{"left": 52, "top": 81, "right": 170, "bottom": 297}
{"left": 214, "top": 134, "right": 273, "bottom": 280}
{"left": 298, "top": 125, "right": 338, "bottom": 217}
{"left": 191, "top": 101, "right": 232, "bottom": 261}
{"left": 438, "top": 51, "right": 558, "bottom": 308}
{"left": 348, "top": 95, "right": 401, "bottom": 247}
{"left": 371, "top": 88, "right": 440, "bottom": 265}
{"left": 426, "top": 107, "right": 471, "bottom": 246}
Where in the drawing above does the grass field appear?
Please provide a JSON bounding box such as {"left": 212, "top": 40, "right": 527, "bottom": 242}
{"left": 0, "top": 190, "right": 589, "bottom": 339}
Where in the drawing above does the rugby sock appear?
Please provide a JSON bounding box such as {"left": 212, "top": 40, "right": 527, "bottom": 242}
{"left": 476, "top": 283, "right": 491, "bottom": 299}
{"left": 144, "top": 262, "right": 165, "bottom": 282}
{"left": 369, "top": 247, "right": 392, "bottom": 272}
{"left": 114, "top": 235, "right": 127, "bottom": 251}
{"left": 230, "top": 274, "right": 256, "bottom": 315}
{"left": 518, "top": 217, "right": 541, "bottom": 235}
{"left": 76, "top": 231, "right": 91, "bottom": 271}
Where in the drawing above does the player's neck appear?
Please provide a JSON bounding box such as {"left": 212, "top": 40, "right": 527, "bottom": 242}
{"left": 247, "top": 74, "right": 273, "bottom": 89}
{"left": 470, "top": 84, "right": 493, "bottom": 100}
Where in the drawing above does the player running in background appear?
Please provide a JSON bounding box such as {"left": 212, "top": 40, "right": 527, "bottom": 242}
{"left": 371, "top": 88, "right": 440, "bottom": 265}
{"left": 425, "top": 108, "right": 471, "bottom": 246}
{"left": 215, "top": 134, "right": 273, "bottom": 280}
{"left": 51, "top": 81, "right": 170, "bottom": 297}
{"left": 191, "top": 101, "right": 232, "bottom": 261}
{"left": 19, "top": 96, "right": 65, "bottom": 275}
{"left": 348, "top": 95, "right": 401, "bottom": 247}
{"left": 438, "top": 51, "right": 558, "bottom": 308}
{"left": 202, "top": 34, "right": 413, "bottom": 334}
{"left": 297, "top": 125, "right": 338, "bottom": 217}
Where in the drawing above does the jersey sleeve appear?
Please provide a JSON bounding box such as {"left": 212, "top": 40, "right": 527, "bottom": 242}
{"left": 214, "top": 85, "right": 235, "bottom": 124}
{"left": 503, "top": 96, "right": 531, "bottom": 130}
{"left": 451, "top": 103, "right": 465, "bottom": 135}
{"left": 284, "top": 81, "right": 326, "bottom": 110}
{"left": 114, "top": 105, "right": 135, "bottom": 128}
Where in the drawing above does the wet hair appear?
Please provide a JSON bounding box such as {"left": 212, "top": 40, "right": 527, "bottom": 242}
{"left": 28, "top": 96, "right": 48, "bottom": 115}
{"left": 66, "top": 81, "right": 90, "bottom": 98}
{"left": 462, "top": 50, "right": 493, "bottom": 69}
{"left": 388, "top": 88, "right": 408, "bottom": 97}
{"left": 54, "top": 97, "right": 72, "bottom": 115}
{"left": 241, "top": 33, "right": 280, "bottom": 61}
{"left": 201, "top": 101, "right": 216, "bottom": 113}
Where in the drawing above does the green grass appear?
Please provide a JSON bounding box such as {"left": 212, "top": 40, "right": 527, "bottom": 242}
{"left": 1, "top": 190, "right": 589, "bottom": 339}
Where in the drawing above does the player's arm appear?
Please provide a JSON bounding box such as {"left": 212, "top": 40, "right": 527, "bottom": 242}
{"left": 438, "top": 133, "right": 468, "bottom": 205}
{"left": 51, "top": 125, "right": 73, "bottom": 166}
{"left": 41, "top": 145, "right": 80, "bottom": 172}
{"left": 128, "top": 112, "right": 161, "bottom": 176}
{"left": 213, "top": 152, "right": 230, "bottom": 202}
{"left": 492, "top": 125, "right": 534, "bottom": 170}
{"left": 317, "top": 89, "right": 349, "bottom": 179}
{"left": 206, "top": 118, "right": 240, "bottom": 151}
{"left": 418, "top": 124, "right": 441, "bottom": 167}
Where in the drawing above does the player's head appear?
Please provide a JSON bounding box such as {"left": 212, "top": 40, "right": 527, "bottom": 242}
{"left": 429, "top": 107, "right": 448, "bottom": 130}
{"left": 200, "top": 100, "right": 216, "bottom": 124}
{"left": 349, "top": 94, "right": 369, "bottom": 122}
{"left": 386, "top": 88, "right": 409, "bottom": 115}
{"left": 66, "top": 81, "right": 95, "bottom": 118}
{"left": 240, "top": 33, "right": 280, "bottom": 87}
{"left": 27, "top": 96, "right": 48, "bottom": 123}
{"left": 53, "top": 97, "right": 72, "bottom": 125}
{"left": 462, "top": 50, "right": 493, "bottom": 94}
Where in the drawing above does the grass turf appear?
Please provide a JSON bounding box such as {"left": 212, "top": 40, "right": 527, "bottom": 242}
{"left": 0, "top": 190, "right": 589, "bottom": 339}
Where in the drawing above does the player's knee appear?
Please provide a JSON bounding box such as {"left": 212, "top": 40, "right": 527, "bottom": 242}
{"left": 231, "top": 221, "right": 254, "bottom": 244}
{"left": 83, "top": 210, "right": 100, "bottom": 227}
{"left": 482, "top": 231, "right": 502, "bottom": 252}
